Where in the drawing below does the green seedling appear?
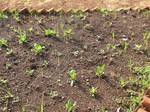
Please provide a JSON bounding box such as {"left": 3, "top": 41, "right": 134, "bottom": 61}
{"left": 96, "top": 64, "right": 106, "bottom": 78}
{"left": 63, "top": 28, "right": 74, "bottom": 39}
{"left": 68, "top": 69, "right": 77, "bottom": 86}
{"left": 106, "top": 44, "right": 116, "bottom": 51}
{"left": 44, "top": 29, "right": 57, "bottom": 37}
{"left": 13, "top": 11, "right": 20, "bottom": 22}
{"left": 5, "top": 63, "right": 12, "bottom": 70}
{"left": 0, "top": 79, "right": 8, "bottom": 85}
{"left": 26, "top": 69, "right": 34, "bottom": 77}
{"left": 121, "top": 40, "right": 129, "bottom": 52}
{"left": 119, "top": 77, "right": 127, "bottom": 88}
{"left": 65, "top": 99, "right": 76, "bottom": 112}
{"left": 6, "top": 48, "right": 13, "bottom": 56}
{"left": 143, "top": 31, "right": 150, "bottom": 50}
{"left": 111, "top": 32, "right": 116, "bottom": 42}
{"left": 74, "top": 10, "right": 86, "bottom": 19}
{"left": 42, "top": 60, "right": 49, "bottom": 67}
{"left": 133, "top": 44, "right": 143, "bottom": 52}
{"left": 17, "top": 32, "right": 28, "bottom": 44}
{"left": 0, "top": 38, "right": 8, "bottom": 47}
{"left": 98, "top": 9, "right": 110, "bottom": 16}
{"left": 89, "top": 87, "right": 97, "bottom": 97}
{"left": 31, "top": 43, "right": 45, "bottom": 55}
{"left": 0, "top": 12, "right": 8, "bottom": 20}
{"left": 48, "top": 90, "right": 59, "bottom": 98}
{"left": 127, "top": 59, "right": 134, "bottom": 71}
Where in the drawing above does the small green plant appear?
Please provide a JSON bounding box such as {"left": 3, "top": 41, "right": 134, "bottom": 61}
{"left": 5, "top": 63, "right": 12, "bottom": 70}
{"left": 44, "top": 29, "right": 57, "bottom": 37}
{"left": 133, "top": 44, "right": 143, "bottom": 52}
{"left": 63, "top": 28, "right": 74, "bottom": 39}
{"left": 119, "top": 77, "right": 127, "bottom": 88}
{"left": 31, "top": 43, "right": 45, "bottom": 55}
{"left": 65, "top": 99, "right": 76, "bottom": 112}
{"left": 143, "top": 31, "right": 150, "bottom": 50}
{"left": 68, "top": 69, "right": 77, "bottom": 86}
{"left": 96, "top": 64, "right": 106, "bottom": 78}
{"left": 111, "top": 32, "right": 116, "bottom": 42}
{"left": 98, "top": 9, "right": 110, "bottom": 16}
{"left": 48, "top": 90, "right": 59, "bottom": 98}
{"left": 106, "top": 44, "right": 116, "bottom": 51}
{"left": 26, "top": 69, "right": 34, "bottom": 77}
{"left": 13, "top": 11, "right": 20, "bottom": 22}
{"left": 121, "top": 40, "right": 129, "bottom": 52}
{"left": 42, "top": 60, "right": 49, "bottom": 67}
{"left": 0, "top": 38, "right": 8, "bottom": 47}
{"left": 17, "top": 32, "right": 28, "bottom": 44}
{"left": 0, "top": 12, "right": 8, "bottom": 20}
{"left": 6, "top": 48, "right": 13, "bottom": 56}
{"left": 89, "top": 87, "right": 97, "bottom": 97}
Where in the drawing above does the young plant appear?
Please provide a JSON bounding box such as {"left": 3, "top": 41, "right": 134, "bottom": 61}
{"left": 119, "top": 77, "right": 127, "bottom": 88}
{"left": 0, "top": 12, "right": 8, "bottom": 20}
{"left": 0, "top": 38, "right": 8, "bottom": 47}
{"left": 133, "top": 44, "right": 143, "bottom": 53}
{"left": 44, "top": 29, "right": 57, "bottom": 37}
{"left": 68, "top": 69, "right": 77, "bottom": 86}
{"left": 98, "top": 9, "right": 110, "bottom": 17}
{"left": 13, "top": 11, "right": 20, "bottom": 22}
{"left": 111, "top": 32, "right": 116, "bottom": 42}
{"left": 143, "top": 31, "right": 150, "bottom": 50}
{"left": 31, "top": 43, "right": 45, "bottom": 55}
{"left": 26, "top": 69, "right": 34, "bottom": 77}
{"left": 63, "top": 28, "right": 74, "bottom": 39}
{"left": 89, "top": 87, "right": 97, "bottom": 97}
{"left": 65, "top": 99, "right": 76, "bottom": 112}
{"left": 121, "top": 40, "right": 129, "bottom": 52}
{"left": 96, "top": 64, "right": 106, "bottom": 78}
{"left": 6, "top": 48, "right": 13, "bottom": 56}
{"left": 17, "top": 32, "right": 28, "bottom": 44}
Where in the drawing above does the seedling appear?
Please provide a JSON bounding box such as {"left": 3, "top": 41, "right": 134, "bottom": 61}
{"left": 6, "top": 48, "right": 13, "bottom": 56}
{"left": 143, "top": 31, "right": 150, "bottom": 50}
{"left": 13, "top": 11, "right": 20, "bottom": 22}
{"left": 119, "top": 77, "right": 127, "bottom": 88}
{"left": 26, "top": 69, "right": 34, "bottom": 77}
{"left": 0, "top": 38, "right": 8, "bottom": 47}
{"left": 65, "top": 99, "right": 76, "bottom": 112}
{"left": 121, "top": 40, "right": 129, "bottom": 52}
{"left": 31, "top": 43, "right": 45, "bottom": 55}
{"left": 42, "top": 60, "right": 49, "bottom": 67}
{"left": 48, "top": 90, "right": 59, "bottom": 99}
{"left": 44, "top": 29, "right": 57, "bottom": 37}
{"left": 5, "top": 63, "right": 12, "bottom": 70}
{"left": 68, "top": 69, "right": 77, "bottom": 86}
{"left": 63, "top": 28, "right": 74, "bottom": 39}
{"left": 111, "top": 32, "right": 116, "bottom": 42}
{"left": 74, "top": 10, "right": 86, "bottom": 19}
{"left": 89, "top": 87, "right": 97, "bottom": 97}
{"left": 96, "top": 64, "right": 106, "bottom": 78}
{"left": 133, "top": 44, "right": 143, "bottom": 53}
{"left": 98, "top": 9, "right": 110, "bottom": 17}
{"left": 0, "top": 12, "right": 8, "bottom": 20}
{"left": 17, "top": 32, "right": 28, "bottom": 44}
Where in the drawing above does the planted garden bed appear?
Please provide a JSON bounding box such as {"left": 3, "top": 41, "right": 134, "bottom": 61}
{"left": 0, "top": 10, "right": 150, "bottom": 112}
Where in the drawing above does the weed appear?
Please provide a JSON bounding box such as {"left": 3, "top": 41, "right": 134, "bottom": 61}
{"left": 48, "top": 90, "right": 59, "bottom": 98}
{"left": 44, "top": 28, "right": 57, "bottom": 37}
{"left": 31, "top": 43, "right": 45, "bottom": 55}
{"left": 83, "top": 24, "right": 94, "bottom": 31}
{"left": 96, "top": 64, "right": 106, "bottom": 78}
{"left": 65, "top": 99, "right": 76, "bottom": 112}
{"left": 17, "top": 31, "right": 28, "bottom": 44}
{"left": 6, "top": 48, "right": 13, "bottom": 56}
{"left": 111, "top": 32, "right": 116, "bottom": 42}
{"left": 0, "top": 12, "right": 8, "bottom": 20}
{"left": 98, "top": 9, "right": 110, "bottom": 16}
{"left": 127, "top": 59, "right": 134, "bottom": 71}
{"left": 119, "top": 77, "right": 127, "bottom": 88}
{"left": 13, "top": 11, "right": 20, "bottom": 22}
{"left": 0, "top": 38, "right": 8, "bottom": 47}
{"left": 26, "top": 69, "right": 34, "bottom": 77}
{"left": 5, "top": 63, "right": 12, "bottom": 70}
{"left": 133, "top": 44, "right": 143, "bottom": 53}
{"left": 121, "top": 40, "right": 129, "bottom": 52}
{"left": 63, "top": 28, "right": 74, "bottom": 39}
{"left": 106, "top": 44, "right": 116, "bottom": 51}
{"left": 89, "top": 87, "right": 97, "bottom": 97}
{"left": 42, "top": 60, "right": 49, "bottom": 67}
{"left": 143, "top": 31, "right": 150, "bottom": 50}
{"left": 74, "top": 10, "right": 86, "bottom": 19}
{"left": 68, "top": 69, "right": 77, "bottom": 86}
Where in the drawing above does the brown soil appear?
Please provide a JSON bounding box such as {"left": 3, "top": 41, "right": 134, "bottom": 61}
{"left": 0, "top": 10, "right": 150, "bottom": 112}
{"left": 0, "top": 0, "right": 150, "bottom": 12}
